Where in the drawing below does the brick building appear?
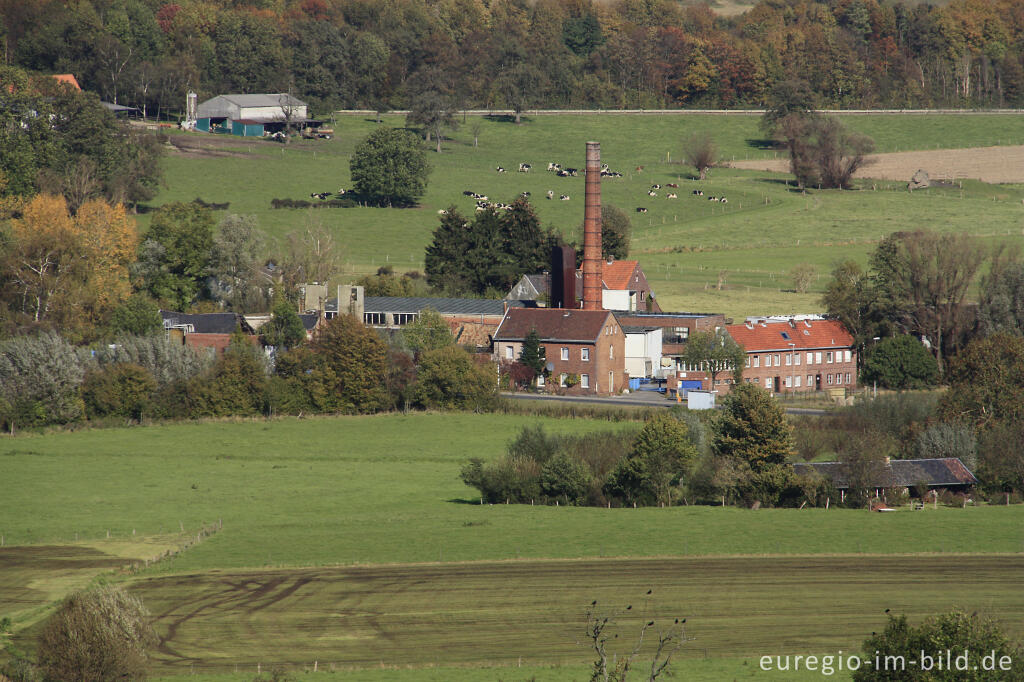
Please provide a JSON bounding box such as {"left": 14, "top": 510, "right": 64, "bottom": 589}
{"left": 492, "top": 308, "right": 626, "bottom": 395}
{"left": 506, "top": 260, "right": 663, "bottom": 312}
{"left": 726, "top": 318, "right": 857, "bottom": 393}
{"left": 615, "top": 311, "right": 727, "bottom": 373}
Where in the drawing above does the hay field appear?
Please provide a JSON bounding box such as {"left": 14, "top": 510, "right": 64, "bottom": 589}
{"left": 728, "top": 145, "right": 1024, "bottom": 184}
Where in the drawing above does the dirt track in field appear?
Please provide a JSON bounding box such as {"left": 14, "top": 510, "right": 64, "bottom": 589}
{"left": 728, "top": 145, "right": 1024, "bottom": 184}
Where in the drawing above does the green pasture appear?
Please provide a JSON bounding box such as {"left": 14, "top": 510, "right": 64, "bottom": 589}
{"left": 2, "top": 414, "right": 1022, "bottom": 570}
{"left": 3, "top": 414, "right": 1023, "bottom": 676}
{"left": 145, "top": 113, "right": 1024, "bottom": 318}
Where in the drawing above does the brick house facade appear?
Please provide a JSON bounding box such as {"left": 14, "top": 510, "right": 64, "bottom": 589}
{"left": 726, "top": 319, "right": 857, "bottom": 393}
{"left": 493, "top": 308, "right": 627, "bottom": 395}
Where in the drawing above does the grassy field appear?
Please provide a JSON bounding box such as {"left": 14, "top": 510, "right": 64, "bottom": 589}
{"left": 146, "top": 113, "right": 1024, "bottom": 318}
{"left": 2, "top": 414, "right": 1023, "bottom": 677}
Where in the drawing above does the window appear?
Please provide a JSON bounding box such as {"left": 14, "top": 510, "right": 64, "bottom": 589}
{"left": 364, "top": 312, "right": 386, "bottom": 325}
{"left": 640, "top": 291, "right": 646, "bottom": 301}
{"left": 836, "top": 373, "right": 842, "bottom": 384}
{"left": 537, "top": 374, "right": 545, "bottom": 388}
{"left": 581, "top": 374, "right": 590, "bottom": 389}
{"left": 807, "top": 374, "right": 813, "bottom": 387}
{"left": 745, "top": 356, "right": 751, "bottom": 368}
{"left": 781, "top": 331, "right": 790, "bottom": 340}
{"left": 581, "top": 348, "right": 590, "bottom": 361}
{"left": 670, "top": 327, "right": 689, "bottom": 343}
{"left": 764, "top": 378, "right": 772, "bottom": 389}
{"left": 795, "top": 354, "right": 801, "bottom": 366}
{"left": 785, "top": 354, "right": 792, "bottom": 366}
{"left": 815, "top": 352, "right": 822, "bottom": 364}
{"left": 560, "top": 347, "right": 569, "bottom": 360}
{"left": 785, "top": 376, "right": 792, "bottom": 388}
{"left": 846, "top": 372, "right": 852, "bottom": 384}
{"left": 827, "top": 373, "right": 833, "bottom": 385}
{"left": 753, "top": 355, "right": 760, "bottom": 368}
{"left": 560, "top": 373, "right": 567, "bottom": 387}
{"left": 505, "top": 346, "right": 514, "bottom": 360}
{"left": 773, "top": 354, "right": 781, "bottom": 366}
{"left": 826, "top": 351, "right": 834, "bottom": 363}
{"left": 609, "top": 346, "right": 614, "bottom": 359}
{"left": 845, "top": 350, "right": 852, "bottom": 362}
{"left": 394, "top": 313, "right": 417, "bottom": 325}
{"left": 765, "top": 355, "right": 772, "bottom": 367}
{"left": 806, "top": 352, "right": 813, "bottom": 365}
{"left": 795, "top": 375, "right": 802, "bottom": 387}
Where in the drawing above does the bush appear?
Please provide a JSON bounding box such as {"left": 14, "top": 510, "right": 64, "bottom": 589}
{"left": 97, "top": 334, "right": 213, "bottom": 387}
{"left": 540, "top": 452, "right": 592, "bottom": 505}
{"left": 0, "top": 332, "right": 92, "bottom": 428}
{"left": 81, "top": 363, "right": 157, "bottom": 420}
{"left": 853, "top": 610, "right": 1023, "bottom": 682}
{"left": 412, "top": 346, "right": 497, "bottom": 411}
{"left": 37, "top": 585, "right": 157, "bottom": 682}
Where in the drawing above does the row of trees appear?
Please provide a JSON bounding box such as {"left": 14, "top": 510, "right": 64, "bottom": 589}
{"left": 0, "top": 308, "right": 497, "bottom": 431}
{"left": 3, "top": 0, "right": 1022, "bottom": 121}
{"left": 462, "top": 383, "right": 821, "bottom": 508}
{"left": 822, "top": 229, "right": 1018, "bottom": 375}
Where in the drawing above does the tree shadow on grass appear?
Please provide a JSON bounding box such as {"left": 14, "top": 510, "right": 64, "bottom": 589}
{"left": 746, "top": 137, "right": 785, "bottom": 151}
{"left": 484, "top": 114, "right": 531, "bottom": 124}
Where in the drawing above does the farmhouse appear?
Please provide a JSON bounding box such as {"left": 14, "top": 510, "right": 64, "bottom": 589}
{"left": 195, "top": 93, "right": 310, "bottom": 136}
{"left": 492, "top": 307, "right": 627, "bottom": 395}
{"left": 727, "top": 318, "right": 857, "bottom": 393}
{"left": 793, "top": 457, "right": 978, "bottom": 497}
{"left": 161, "top": 310, "right": 259, "bottom": 354}
{"left": 506, "top": 259, "right": 662, "bottom": 312}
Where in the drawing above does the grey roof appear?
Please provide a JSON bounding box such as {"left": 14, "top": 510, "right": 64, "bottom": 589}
{"left": 793, "top": 458, "right": 978, "bottom": 489}
{"left": 364, "top": 296, "right": 508, "bottom": 316}
{"left": 621, "top": 325, "right": 660, "bottom": 334}
{"left": 161, "top": 310, "right": 248, "bottom": 335}
{"left": 614, "top": 311, "right": 721, "bottom": 321}
{"left": 298, "top": 314, "right": 320, "bottom": 331}
{"left": 197, "top": 94, "right": 306, "bottom": 119}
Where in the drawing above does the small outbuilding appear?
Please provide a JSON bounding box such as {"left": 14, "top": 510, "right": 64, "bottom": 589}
{"left": 195, "top": 93, "right": 309, "bottom": 136}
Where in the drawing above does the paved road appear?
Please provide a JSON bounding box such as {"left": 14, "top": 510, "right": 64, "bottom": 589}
{"left": 502, "top": 392, "right": 830, "bottom": 416}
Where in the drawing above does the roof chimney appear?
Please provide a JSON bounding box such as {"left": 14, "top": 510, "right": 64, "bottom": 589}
{"left": 582, "top": 141, "right": 603, "bottom": 311}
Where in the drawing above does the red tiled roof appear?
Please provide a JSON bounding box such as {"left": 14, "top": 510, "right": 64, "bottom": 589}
{"left": 52, "top": 74, "right": 81, "bottom": 90}
{"left": 726, "top": 319, "right": 853, "bottom": 352}
{"left": 493, "top": 308, "right": 615, "bottom": 343}
{"left": 601, "top": 260, "right": 639, "bottom": 290}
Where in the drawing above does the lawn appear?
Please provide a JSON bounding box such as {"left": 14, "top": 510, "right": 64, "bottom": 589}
{"left": 144, "top": 113, "right": 1024, "bottom": 319}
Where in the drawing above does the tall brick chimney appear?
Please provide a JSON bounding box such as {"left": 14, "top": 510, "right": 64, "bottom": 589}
{"left": 582, "top": 141, "right": 603, "bottom": 310}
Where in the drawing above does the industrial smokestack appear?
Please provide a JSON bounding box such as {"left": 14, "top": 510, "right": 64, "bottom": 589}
{"left": 582, "top": 141, "right": 602, "bottom": 311}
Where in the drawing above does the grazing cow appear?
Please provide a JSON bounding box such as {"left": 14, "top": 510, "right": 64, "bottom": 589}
{"left": 636, "top": 207, "right": 648, "bottom": 213}
{"left": 546, "top": 190, "right": 554, "bottom": 199}
{"left": 556, "top": 170, "right": 569, "bottom": 177}
{"left": 520, "top": 191, "right": 531, "bottom": 197}
{"left": 310, "top": 192, "right": 330, "bottom": 200}
{"left": 708, "top": 196, "right": 717, "bottom": 201}
{"left": 720, "top": 197, "right": 728, "bottom": 204}
{"left": 547, "top": 162, "right": 561, "bottom": 171}
{"left": 496, "top": 166, "right": 506, "bottom": 173}
{"left": 648, "top": 190, "right": 657, "bottom": 197}
{"left": 666, "top": 183, "right": 679, "bottom": 188}
{"left": 667, "top": 193, "right": 677, "bottom": 199}
{"left": 560, "top": 194, "right": 570, "bottom": 201}
{"left": 463, "top": 190, "right": 475, "bottom": 196}
{"left": 338, "top": 188, "right": 349, "bottom": 195}
{"left": 651, "top": 184, "right": 661, "bottom": 190}
{"left": 518, "top": 163, "right": 531, "bottom": 172}
{"left": 565, "top": 168, "right": 578, "bottom": 176}
{"left": 438, "top": 209, "right": 448, "bottom": 215}
{"left": 692, "top": 189, "right": 703, "bottom": 196}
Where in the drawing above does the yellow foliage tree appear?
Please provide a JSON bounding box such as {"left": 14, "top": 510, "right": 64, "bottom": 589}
{"left": 3, "top": 194, "right": 138, "bottom": 331}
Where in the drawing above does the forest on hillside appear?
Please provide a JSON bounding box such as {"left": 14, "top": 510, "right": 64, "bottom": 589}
{"left": 1, "top": 0, "right": 1022, "bottom": 117}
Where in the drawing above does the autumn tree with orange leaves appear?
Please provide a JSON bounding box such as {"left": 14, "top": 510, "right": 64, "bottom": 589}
{"left": 2, "top": 194, "right": 138, "bottom": 336}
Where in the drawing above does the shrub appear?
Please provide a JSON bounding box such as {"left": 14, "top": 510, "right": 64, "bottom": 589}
{"left": 540, "top": 452, "right": 592, "bottom": 505}
{"left": 861, "top": 334, "right": 939, "bottom": 390}
{"left": 81, "top": 363, "right": 157, "bottom": 420}
{"left": 37, "top": 585, "right": 157, "bottom": 682}
{"left": 0, "top": 331, "right": 92, "bottom": 428}
{"left": 412, "top": 346, "right": 497, "bottom": 411}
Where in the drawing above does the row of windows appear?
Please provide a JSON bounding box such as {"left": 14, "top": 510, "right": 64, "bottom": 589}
{"left": 505, "top": 345, "right": 605, "bottom": 362}
{"left": 363, "top": 312, "right": 419, "bottom": 326}
{"left": 753, "top": 373, "right": 854, "bottom": 389}
{"left": 747, "top": 349, "right": 852, "bottom": 368}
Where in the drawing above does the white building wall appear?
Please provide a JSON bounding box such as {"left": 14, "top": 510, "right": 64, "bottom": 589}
{"left": 602, "top": 290, "right": 633, "bottom": 311}
{"left": 238, "top": 105, "right": 308, "bottom": 121}
{"left": 623, "top": 328, "right": 662, "bottom": 378}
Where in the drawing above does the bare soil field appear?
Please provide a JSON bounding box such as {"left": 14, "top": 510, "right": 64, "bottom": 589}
{"left": 728, "top": 145, "right": 1024, "bottom": 184}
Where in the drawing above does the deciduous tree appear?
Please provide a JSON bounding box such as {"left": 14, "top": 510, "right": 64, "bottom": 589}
{"left": 682, "top": 130, "right": 716, "bottom": 181}
{"left": 412, "top": 345, "right": 496, "bottom": 411}
{"left": 861, "top": 335, "right": 939, "bottom": 390}
{"left": 680, "top": 329, "right": 745, "bottom": 388}
{"left": 350, "top": 128, "right": 430, "bottom": 207}
{"left": 310, "top": 314, "right": 389, "bottom": 413}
